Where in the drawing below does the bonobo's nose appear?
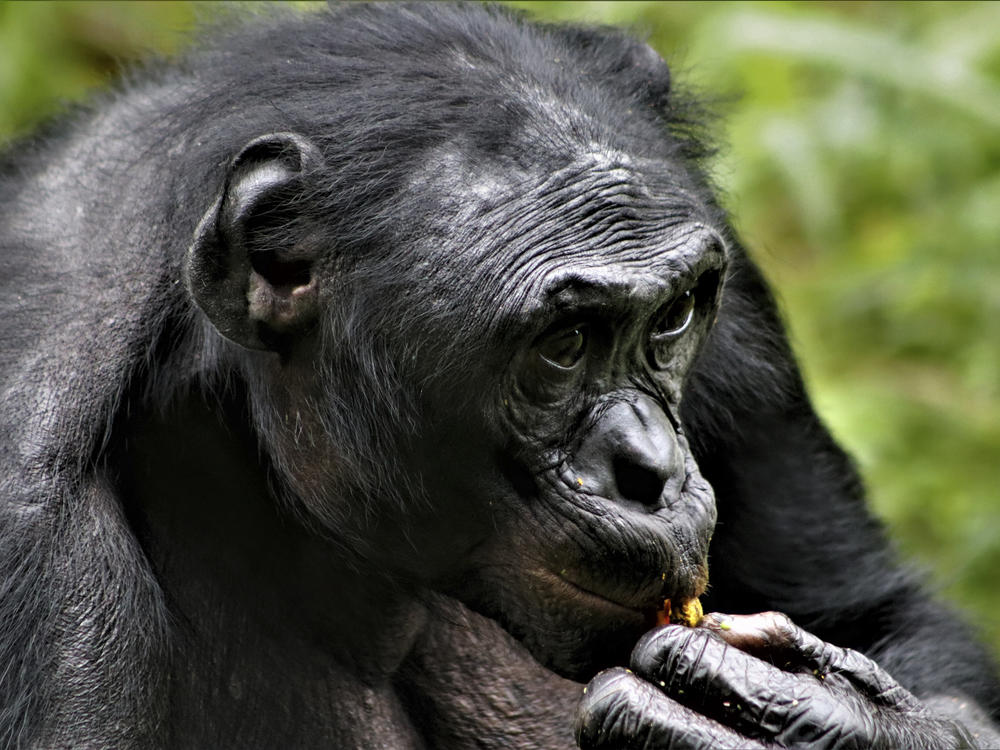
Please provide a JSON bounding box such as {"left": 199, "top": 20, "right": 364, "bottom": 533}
{"left": 571, "top": 394, "right": 683, "bottom": 507}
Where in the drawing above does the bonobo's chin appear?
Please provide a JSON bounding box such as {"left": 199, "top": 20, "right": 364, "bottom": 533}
{"left": 516, "top": 608, "right": 655, "bottom": 681}
{"left": 465, "top": 586, "right": 657, "bottom": 682}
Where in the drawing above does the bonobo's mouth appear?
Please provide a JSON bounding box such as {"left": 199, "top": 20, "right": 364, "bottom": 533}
{"left": 506, "top": 566, "right": 708, "bottom": 679}
{"left": 547, "top": 567, "right": 702, "bottom": 625}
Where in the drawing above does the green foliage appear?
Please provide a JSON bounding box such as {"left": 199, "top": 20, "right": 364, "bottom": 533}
{"left": 0, "top": 2, "right": 199, "bottom": 138}
{"left": 2, "top": 1, "right": 998, "bottom": 649}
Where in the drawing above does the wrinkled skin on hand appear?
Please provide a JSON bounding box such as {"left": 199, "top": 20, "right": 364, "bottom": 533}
{"left": 577, "top": 612, "right": 983, "bottom": 749}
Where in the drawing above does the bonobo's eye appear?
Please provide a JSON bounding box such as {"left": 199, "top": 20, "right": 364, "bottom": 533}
{"left": 647, "top": 289, "right": 696, "bottom": 369}
{"left": 537, "top": 325, "right": 588, "bottom": 370}
{"left": 652, "top": 290, "right": 695, "bottom": 338}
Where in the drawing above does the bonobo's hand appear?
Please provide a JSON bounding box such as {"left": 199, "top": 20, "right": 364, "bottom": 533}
{"left": 576, "top": 612, "right": 979, "bottom": 749}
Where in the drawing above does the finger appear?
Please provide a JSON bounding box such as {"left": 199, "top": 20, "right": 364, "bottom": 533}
{"left": 701, "top": 612, "right": 918, "bottom": 709}
{"left": 699, "top": 611, "right": 852, "bottom": 673}
{"left": 577, "top": 667, "right": 769, "bottom": 750}
{"left": 631, "top": 624, "right": 818, "bottom": 740}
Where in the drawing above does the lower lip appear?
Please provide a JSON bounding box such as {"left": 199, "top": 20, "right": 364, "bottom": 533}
{"left": 546, "top": 570, "right": 655, "bottom": 619}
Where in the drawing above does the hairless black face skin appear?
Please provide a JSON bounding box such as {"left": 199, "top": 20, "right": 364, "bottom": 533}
{"left": 0, "top": 4, "right": 997, "bottom": 749}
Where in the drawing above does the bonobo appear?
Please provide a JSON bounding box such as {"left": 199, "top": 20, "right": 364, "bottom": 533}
{"left": 0, "top": 3, "right": 997, "bottom": 749}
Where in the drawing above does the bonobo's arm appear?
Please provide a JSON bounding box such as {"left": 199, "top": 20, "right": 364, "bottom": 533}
{"left": 577, "top": 245, "right": 1000, "bottom": 747}
{"left": 399, "top": 594, "right": 581, "bottom": 749}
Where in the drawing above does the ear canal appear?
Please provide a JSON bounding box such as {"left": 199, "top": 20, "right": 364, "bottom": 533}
{"left": 185, "top": 132, "right": 322, "bottom": 351}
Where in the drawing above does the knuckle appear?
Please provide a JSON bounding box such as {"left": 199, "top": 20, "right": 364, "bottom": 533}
{"left": 582, "top": 667, "right": 635, "bottom": 699}
{"left": 763, "top": 611, "right": 799, "bottom": 646}
{"left": 576, "top": 668, "right": 638, "bottom": 748}
{"left": 631, "top": 624, "right": 706, "bottom": 680}
{"left": 579, "top": 668, "right": 634, "bottom": 712}
{"left": 840, "top": 645, "right": 879, "bottom": 673}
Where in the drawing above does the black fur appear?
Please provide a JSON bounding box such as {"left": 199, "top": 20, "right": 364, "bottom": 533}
{"left": 0, "top": 4, "right": 996, "bottom": 748}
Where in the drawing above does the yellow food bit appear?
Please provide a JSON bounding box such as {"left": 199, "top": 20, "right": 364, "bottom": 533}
{"left": 576, "top": 477, "right": 584, "bottom": 486}
{"left": 670, "top": 598, "right": 704, "bottom": 628}
{"left": 656, "top": 597, "right": 703, "bottom": 628}
{"left": 719, "top": 620, "right": 731, "bottom": 631}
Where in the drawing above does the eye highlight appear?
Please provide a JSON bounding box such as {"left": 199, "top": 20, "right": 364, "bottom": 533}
{"left": 537, "top": 325, "right": 588, "bottom": 370}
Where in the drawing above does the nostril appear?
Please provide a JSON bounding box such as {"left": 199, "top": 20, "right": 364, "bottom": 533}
{"left": 613, "top": 455, "right": 666, "bottom": 506}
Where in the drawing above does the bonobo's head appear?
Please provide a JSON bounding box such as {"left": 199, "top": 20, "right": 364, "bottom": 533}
{"left": 184, "top": 4, "right": 723, "bottom": 678}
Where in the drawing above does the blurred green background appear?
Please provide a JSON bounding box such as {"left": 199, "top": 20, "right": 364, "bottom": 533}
{"left": 2, "top": 1, "right": 998, "bottom": 650}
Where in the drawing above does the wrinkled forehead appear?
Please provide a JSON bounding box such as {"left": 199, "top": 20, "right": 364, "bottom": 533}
{"left": 403, "top": 143, "right": 721, "bottom": 327}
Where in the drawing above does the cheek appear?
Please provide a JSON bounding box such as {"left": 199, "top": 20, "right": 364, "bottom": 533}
{"left": 252, "top": 402, "right": 346, "bottom": 515}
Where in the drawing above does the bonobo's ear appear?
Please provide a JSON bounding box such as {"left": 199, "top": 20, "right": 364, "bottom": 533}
{"left": 185, "top": 132, "right": 323, "bottom": 351}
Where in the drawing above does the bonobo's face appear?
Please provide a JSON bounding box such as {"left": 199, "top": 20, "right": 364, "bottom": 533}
{"left": 399, "top": 151, "right": 726, "bottom": 678}
{"left": 191, "top": 138, "right": 727, "bottom": 678}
